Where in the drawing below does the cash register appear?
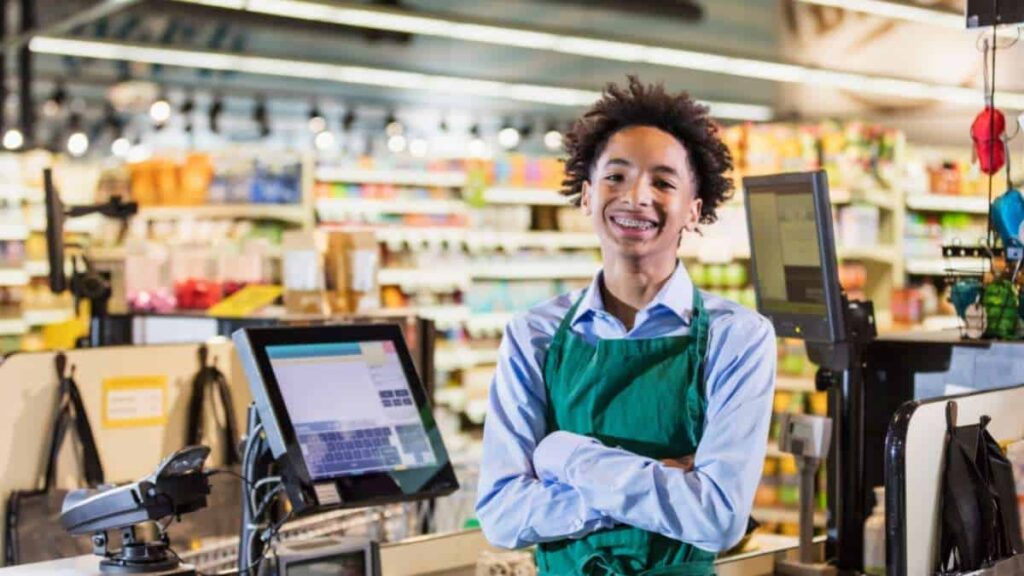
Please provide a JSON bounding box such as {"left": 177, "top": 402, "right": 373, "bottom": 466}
{"left": 49, "top": 323, "right": 458, "bottom": 576}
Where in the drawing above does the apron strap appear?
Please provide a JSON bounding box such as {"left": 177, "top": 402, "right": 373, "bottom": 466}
{"left": 554, "top": 289, "right": 588, "bottom": 340}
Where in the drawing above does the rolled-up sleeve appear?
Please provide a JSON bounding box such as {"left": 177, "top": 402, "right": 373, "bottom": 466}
{"left": 532, "top": 313, "right": 776, "bottom": 552}
{"left": 475, "top": 314, "right": 611, "bottom": 549}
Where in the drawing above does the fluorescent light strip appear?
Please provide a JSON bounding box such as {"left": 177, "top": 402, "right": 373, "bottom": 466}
{"left": 798, "top": 0, "right": 1019, "bottom": 37}
{"left": 798, "top": 0, "right": 961, "bottom": 29}
{"left": 174, "top": 0, "right": 1024, "bottom": 109}
{"left": 28, "top": 36, "right": 773, "bottom": 121}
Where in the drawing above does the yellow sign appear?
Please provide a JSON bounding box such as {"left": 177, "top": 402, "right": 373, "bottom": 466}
{"left": 207, "top": 284, "right": 283, "bottom": 318}
{"left": 102, "top": 376, "right": 168, "bottom": 429}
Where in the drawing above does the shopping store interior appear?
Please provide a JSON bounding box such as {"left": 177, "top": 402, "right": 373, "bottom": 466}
{"left": 1, "top": 1, "right": 1024, "bottom": 575}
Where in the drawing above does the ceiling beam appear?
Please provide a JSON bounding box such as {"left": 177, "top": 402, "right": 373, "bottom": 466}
{"left": 28, "top": 36, "right": 776, "bottom": 121}
{"left": 3, "top": 0, "right": 146, "bottom": 51}
{"left": 166, "top": 0, "right": 1022, "bottom": 109}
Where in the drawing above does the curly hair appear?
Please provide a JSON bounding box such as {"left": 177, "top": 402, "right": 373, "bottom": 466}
{"left": 561, "top": 75, "right": 734, "bottom": 225}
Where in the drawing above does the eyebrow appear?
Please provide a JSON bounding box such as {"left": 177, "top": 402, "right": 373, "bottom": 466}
{"left": 603, "top": 158, "right": 681, "bottom": 177}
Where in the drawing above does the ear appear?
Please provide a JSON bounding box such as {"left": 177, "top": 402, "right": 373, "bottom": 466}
{"left": 581, "top": 180, "right": 593, "bottom": 216}
{"left": 686, "top": 197, "right": 702, "bottom": 232}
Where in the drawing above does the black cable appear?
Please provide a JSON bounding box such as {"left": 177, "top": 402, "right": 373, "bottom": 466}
{"left": 206, "top": 467, "right": 255, "bottom": 490}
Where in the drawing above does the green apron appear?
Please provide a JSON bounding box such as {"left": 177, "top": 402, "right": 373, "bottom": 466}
{"left": 535, "top": 286, "right": 716, "bottom": 576}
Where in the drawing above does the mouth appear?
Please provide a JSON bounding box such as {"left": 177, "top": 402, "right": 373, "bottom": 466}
{"left": 609, "top": 214, "right": 659, "bottom": 234}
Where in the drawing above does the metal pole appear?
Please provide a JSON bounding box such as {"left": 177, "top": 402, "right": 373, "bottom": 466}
{"left": 17, "top": 0, "right": 31, "bottom": 147}
{"left": 799, "top": 458, "right": 818, "bottom": 564}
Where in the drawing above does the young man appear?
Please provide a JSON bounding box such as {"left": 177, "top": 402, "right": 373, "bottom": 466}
{"left": 475, "top": 77, "right": 776, "bottom": 575}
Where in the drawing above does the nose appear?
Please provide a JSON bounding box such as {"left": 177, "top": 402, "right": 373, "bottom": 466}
{"left": 625, "top": 177, "right": 654, "bottom": 207}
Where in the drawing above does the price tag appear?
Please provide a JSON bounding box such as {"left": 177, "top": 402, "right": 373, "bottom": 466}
{"left": 102, "top": 376, "right": 168, "bottom": 429}
{"left": 207, "top": 284, "right": 283, "bottom": 317}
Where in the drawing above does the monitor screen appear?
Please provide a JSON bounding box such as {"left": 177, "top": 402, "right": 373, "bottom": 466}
{"left": 266, "top": 341, "right": 437, "bottom": 479}
{"left": 743, "top": 171, "right": 845, "bottom": 343}
{"left": 233, "top": 324, "right": 459, "bottom": 514}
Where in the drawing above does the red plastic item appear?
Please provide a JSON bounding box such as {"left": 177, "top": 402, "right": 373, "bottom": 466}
{"left": 174, "top": 278, "right": 223, "bottom": 310}
{"left": 971, "top": 107, "right": 1006, "bottom": 175}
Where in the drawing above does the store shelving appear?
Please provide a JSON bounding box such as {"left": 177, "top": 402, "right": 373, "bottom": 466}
{"left": 905, "top": 256, "right": 984, "bottom": 276}
{"left": 831, "top": 187, "right": 899, "bottom": 211}
{"left": 466, "top": 231, "right": 600, "bottom": 251}
{"left": 135, "top": 204, "right": 310, "bottom": 225}
{"left": 482, "top": 187, "right": 565, "bottom": 206}
{"left": 377, "top": 268, "right": 471, "bottom": 290}
{"left": 470, "top": 261, "right": 600, "bottom": 280}
{"left": 775, "top": 376, "right": 816, "bottom": 393}
{"left": 316, "top": 198, "right": 467, "bottom": 218}
{"left": 0, "top": 317, "right": 27, "bottom": 336}
{"left": 465, "top": 312, "right": 515, "bottom": 337}
{"left": 752, "top": 506, "right": 826, "bottom": 527}
{"left": 23, "top": 308, "right": 75, "bottom": 326}
{"left": 905, "top": 193, "right": 990, "bottom": 215}
{"left": 838, "top": 245, "right": 900, "bottom": 265}
{"left": 0, "top": 223, "right": 29, "bottom": 241}
{"left": 315, "top": 167, "right": 467, "bottom": 188}
{"left": 434, "top": 346, "right": 500, "bottom": 372}
{"left": 0, "top": 269, "right": 29, "bottom": 287}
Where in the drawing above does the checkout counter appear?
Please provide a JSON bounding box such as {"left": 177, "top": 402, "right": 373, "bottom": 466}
{"left": 1, "top": 169, "right": 1020, "bottom": 575}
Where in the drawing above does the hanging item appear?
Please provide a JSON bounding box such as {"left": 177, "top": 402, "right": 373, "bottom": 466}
{"left": 982, "top": 279, "right": 1018, "bottom": 340}
{"left": 971, "top": 106, "right": 1007, "bottom": 175}
{"left": 991, "top": 189, "right": 1024, "bottom": 250}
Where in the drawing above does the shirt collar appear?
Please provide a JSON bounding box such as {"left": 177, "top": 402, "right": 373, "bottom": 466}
{"left": 570, "top": 262, "right": 696, "bottom": 327}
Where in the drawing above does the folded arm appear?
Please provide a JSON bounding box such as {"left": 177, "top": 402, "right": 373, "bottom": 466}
{"left": 533, "top": 314, "right": 776, "bottom": 552}
{"left": 475, "top": 314, "right": 612, "bottom": 549}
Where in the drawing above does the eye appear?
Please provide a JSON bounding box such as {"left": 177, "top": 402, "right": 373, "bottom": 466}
{"left": 604, "top": 173, "right": 624, "bottom": 184}
{"left": 654, "top": 179, "right": 676, "bottom": 190}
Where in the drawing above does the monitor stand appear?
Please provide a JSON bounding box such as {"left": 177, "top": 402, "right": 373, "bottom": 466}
{"left": 804, "top": 295, "right": 877, "bottom": 575}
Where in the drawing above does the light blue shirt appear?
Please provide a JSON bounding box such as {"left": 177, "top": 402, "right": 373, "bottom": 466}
{"left": 475, "top": 263, "right": 777, "bottom": 553}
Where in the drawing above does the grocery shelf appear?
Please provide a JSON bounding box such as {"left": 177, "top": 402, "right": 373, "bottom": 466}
{"left": 905, "top": 193, "right": 990, "bottom": 215}
{"left": 766, "top": 441, "right": 785, "bottom": 458}
{"left": 374, "top": 226, "right": 468, "bottom": 247}
{"left": 465, "top": 312, "right": 515, "bottom": 337}
{"left": 470, "top": 261, "right": 600, "bottom": 280}
{"left": 316, "top": 167, "right": 466, "bottom": 188}
{"left": 466, "top": 231, "right": 600, "bottom": 250}
{"left": 0, "top": 184, "right": 38, "bottom": 203}
{"left": 483, "top": 187, "right": 566, "bottom": 206}
{"left": 377, "top": 268, "right": 470, "bottom": 290}
{"left": 434, "top": 346, "right": 500, "bottom": 372}
{"left": 24, "top": 260, "right": 48, "bottom": 277}
{"left": 135, "top": 204, "right": 309, "bottom": 224}
{"left": 921, "top": 315, "right": 961, "bottom": 331}
{"left": 0, "top": 268, "right": 29, "bottom": 286}
{"left": 838, "top": 245, "right": 899, "bottom": 265}
{"left": 678, "top": 242, "right": 751, "bottom": 263}
{"left": 23, "top": 308, "right": 74, "bottom": 326}
{"left": 0, "top": 223, "right": 29, "bottom": 241}
{"left": 831, "top": 187, "right": 899, "bottom": 211}
{"left": 775, "top": 376, "right": 816, "bottom": 393}
{"left": 0, "top": 317, "right": 28, "bottom": 336}
{"left": 316, "top": 198, "right": 467, "bottom": 218}
{"left": 752, "top": 506, "right": 826, "bottom": 527}
{"left": 904, "top": 257, "right": 984, "bottom": 276}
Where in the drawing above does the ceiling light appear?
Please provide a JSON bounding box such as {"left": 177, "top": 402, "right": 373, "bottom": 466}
{"left": 111, "top": 136, "right": 131, "bottom": 158}
{"left": 209, "top": 94, "right": 224, "bottom": 134}
{"left": 498, "top": 124, "right": 520, "bottom": 149}
{"left": 409, "top": 138, "right": 428, "bottom": 157}
{"left": 3, "top": 129, "right": 23, "bottom": 150}
{"left": 43, "top": 82, "right": 67, "bottom": 118}
{"left": 385, "top": 112, "right": 404, "bottom": 137}
{"left": 314, "top": 130, "right": 335, "bottom": 151}
{"left": 67, "top": 127, "right": 89, "bottom": 157}
{"left": 387, "top": 134, "right": 407, "bottom": 153}
{"left": 796, "top": 0, "right": 1019, "bottom": 35}
{"left": 543, "top": 128, "right": 563, "bottom": 151}
{"left": 168, "top": 0, "right": 1024, "bottom": 109}
{"left": 150, "top": 96, "right": 171, "bottom": 126}
{"left": 27, "top": 37, "right": 774, "bottom": 121}
{"left": 308, "top": 103, "right": 326, "bottom": 133}
{"left": 254, "top": 96, "right": 270, "bottom": 137}
{"left": 342, "top": 108, "right": 356, "bottom": 132}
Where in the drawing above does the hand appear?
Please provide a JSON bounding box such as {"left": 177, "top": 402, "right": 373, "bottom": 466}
{"left": 659, "top": 454, "right": 695, "bottom": 472}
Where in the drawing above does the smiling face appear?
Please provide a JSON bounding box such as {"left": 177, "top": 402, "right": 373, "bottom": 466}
{"left": 581, "top": 125, "right": 702, "bottom": 267}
